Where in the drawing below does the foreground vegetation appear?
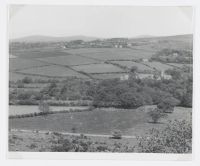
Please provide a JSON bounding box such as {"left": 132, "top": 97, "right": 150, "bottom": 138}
{"left": 9, "top": 119, "right": 191, "bottom": 153}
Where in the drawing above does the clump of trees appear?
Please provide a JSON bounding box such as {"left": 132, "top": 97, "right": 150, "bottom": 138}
{"left": 136, "top": 120, "right": 192, "bottom": 153}
{"left": 9, "top": 66, "right": 192, "bottom": 109}
{"left": 90, "top": 73, "right": 191, "bottom": 108}
{"left": 151, "top": 48, "right": 192, "bottom": 63}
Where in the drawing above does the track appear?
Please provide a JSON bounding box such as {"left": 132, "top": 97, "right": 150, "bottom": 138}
{"left": 10, "top": 129, "right": 137, "bottom": 139}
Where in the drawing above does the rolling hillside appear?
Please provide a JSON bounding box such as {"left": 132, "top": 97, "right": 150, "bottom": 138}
{"left": 9, "top": 34, "right": 193, "bottom": 81}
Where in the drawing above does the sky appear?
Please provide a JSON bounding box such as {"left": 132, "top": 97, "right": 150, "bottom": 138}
{"left": 9, "top": 5, "right": 193, "bottom": 39}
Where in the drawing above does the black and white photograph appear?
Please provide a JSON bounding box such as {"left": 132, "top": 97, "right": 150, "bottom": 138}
{"left": 8, "top": 5, "right": 193, "bottom": 154}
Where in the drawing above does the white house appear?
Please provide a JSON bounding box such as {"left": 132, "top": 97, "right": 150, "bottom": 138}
{"left": 120, "top": 74, "right": 129, "bottom": 81}
{"left": 142, "top": 58, "right": 149, "bottom": 62}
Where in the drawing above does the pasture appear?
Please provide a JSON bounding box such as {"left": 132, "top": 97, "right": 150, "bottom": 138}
{"left": 38, "top": 54, "right": 100, "bottom": 66}
{"left": 9, "top": 58, "right": 48, "bottom": 71}
{"left": 12, "top": 48, "right": 71, "bottom": 58}
{"left": 9, "top": 107, "right": 191, "bottom": 136}
{"left": 72, "top": 63, "right": 124, "bottom": 74}
{"left": 143, "top": 61, "right": 174, "bottom": 71}
{"left": 91, "top": 73, "right": 126, "bottom": 79}
{"left": 16, "top": 65, "right": 89, "bottom": 78}
{"left": 167, "top": 63, "right": 192, "bottom": 68}
{"left": 9, "top": 72, "right": 54, "bottom": 81}
{"left": 111, "top": 61, "right": 153, "bottom": 71}
{"left": 65, "top": 48, "right": 154, "bottom": 60}
{"left": 9, "top": 105, "right": 89, "bottom": 116}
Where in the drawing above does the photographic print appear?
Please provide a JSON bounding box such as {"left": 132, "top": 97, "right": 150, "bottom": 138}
{"left": 8, "top": 5, "right": 193, "bottom": 154}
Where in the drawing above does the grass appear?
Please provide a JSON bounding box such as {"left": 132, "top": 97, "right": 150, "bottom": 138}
{"left": 91, "top": 73, "right": 126, "bottom": 79}
{"left": 9, "top": 130, "right": 138, "bottom": 152}
{"left": 9, "top": 58, "right": 48, "bottom": 71}
{"left": 9, "top": 107, "right": 191, "bottom": 136}
{"left": 167, "top": 63, "right": 192, "bottom": 68}
{"left": 9, "top": 105, "right": 89, "bottom": 116}
{"left": 13, "top": 48, "right": 71, "bottom": 58}
{"left": 16, "top": 65, "right": 88, "bottom": 78}
{"left": 65, "top": 48, "right": 154, "bottom": 60}
{"left": 72, "top": 63, "right": 124, "bottom": 74}
{"left": 143, "top": 61, "right": 174, "bottom": 72}
{"left": 111, "top": 61, "right": 153, "bottom": 71}
{"left": 9, "top": 72, "right": 55, "bottom": 82}
{"left": 38, "top": 54, "right": 99, "bottom": 66}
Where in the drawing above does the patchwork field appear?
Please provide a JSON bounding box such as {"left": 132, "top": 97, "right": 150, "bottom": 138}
{"left": 9, "top": 34, "right": 193, "bottom": 81}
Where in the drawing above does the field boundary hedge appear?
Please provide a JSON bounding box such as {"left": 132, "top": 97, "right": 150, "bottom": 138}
{"left": 9, "top": 107, "right": 93, "bottom": 119}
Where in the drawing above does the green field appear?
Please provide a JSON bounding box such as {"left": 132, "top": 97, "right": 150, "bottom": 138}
{"left": 72, "top": 63, "right": 124, "bottom": 74}
{"left": 16, "top": 65, "right": 88, "bottom": 78}
{"left": 66, "top": 48, "right": 154, "bottom": 60}
{"left": 111, "top": 61, "right": 153, "bottom": 71}
{"left": 9, "top": 72, "right": 54, "bottom": 81}
{"left": 9, "top": 58, "right": 48, "bottom": 71}
{"left": 91, "top": 73, "right": 126, "bottom": 79}
{"left": 38, "top": 54, "right": 100, "bottom": 66}
{"left": 143, "top": 61, "right": 174, "bottom": 71}
{"left": 167, "top": 63, "right": 192, "bottom": 68}
{"left": 12, "top": 48, "right": 70, "bottom": 58}
{"left": 9, "top": 107, "right": 191, "bottom": 136}
{"left": 9, "top": 105, "right": 89, "bottom": 116}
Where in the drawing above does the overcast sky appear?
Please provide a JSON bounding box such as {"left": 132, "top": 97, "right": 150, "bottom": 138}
{"left": 9, "top": 5, "right": 193, "bottom": 39}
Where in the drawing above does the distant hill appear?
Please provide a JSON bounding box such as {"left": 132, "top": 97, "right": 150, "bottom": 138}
{"left": 11, "top": 35, "right": 100, "bottom": 43}
{"left": 131, "top": 34, "right": 193, "bottom": 41}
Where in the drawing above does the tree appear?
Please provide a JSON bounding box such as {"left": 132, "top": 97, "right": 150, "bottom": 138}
{"left": 157, "top": 97, "right": 180, "bottom": 113}
{"left": 38, "top": 100, "right": 50, "bottom": 115}
{"left": 153, "top": 70, "right": 161, "bottom": 80}
{"left": 165, "top": 68, "right": 181, "bottom": 80}
{"left": 129, "top": 66, "right": 138, "bottom": 79}
{"left": 118, "top": 92, "right": 144, "bottom": 108}
{"left": 22, "top": 76, "right": 33, "bottom": 84}
{"left": 147, "top": 108, "right": 167, "bottom": 123}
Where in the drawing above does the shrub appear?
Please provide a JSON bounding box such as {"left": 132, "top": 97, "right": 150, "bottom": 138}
{"left": 136, "top": 120, "right": 192, "bottom": 153}
{"left": 71, "top": 127, "right": 77, "bottom": 133}
{"left": 147, "top": 108, "right": 167, "bottom": 123}
{"left": 111, "top": 130, "right": 122, "bottom": 139}
{"left": 22, "top": 77, "right": 33, "bottom": 84}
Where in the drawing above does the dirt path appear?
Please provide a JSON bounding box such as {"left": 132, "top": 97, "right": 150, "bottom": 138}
{"left": 10, "top": 128, "right": 137, "bottom": 139}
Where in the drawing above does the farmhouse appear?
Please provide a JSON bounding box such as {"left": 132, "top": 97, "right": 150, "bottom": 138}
{"left": 142, "top": 58, "right": 149, "bottom": 62}
{"left": 120, "top": 74, "right": 129, "bottom": 81}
